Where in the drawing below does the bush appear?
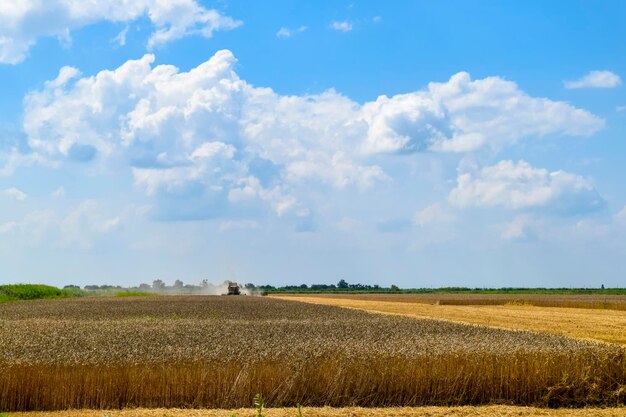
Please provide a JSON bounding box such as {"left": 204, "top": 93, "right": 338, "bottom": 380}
{"left": 0, "top": 284, "right": 86, "bottom": 303}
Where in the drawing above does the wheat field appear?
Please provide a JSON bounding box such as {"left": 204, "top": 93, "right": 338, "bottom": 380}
{"left": 281, "top": 293, "right": 626, "bottom": 310}
{"left": 1, "top": 296, "right": 625, "bottom": 411}
{"left": 273, "top": 294, "right": 626, "bottom": 344}
{"left": 7, "top": 405, "right": 626, "bottom": 417}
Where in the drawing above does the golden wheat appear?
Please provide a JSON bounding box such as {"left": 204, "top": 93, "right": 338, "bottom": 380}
{"left": 1, "top": 296, "right": 625, "bottom": 411}
{"left": 283, "top": 293, "right": 626, "bottom": 310}
{"left": 275, "top": 294, "right": 626, "bottom": 344}
{"left": 8, "top": 406, "right": 626, "bottom": 417}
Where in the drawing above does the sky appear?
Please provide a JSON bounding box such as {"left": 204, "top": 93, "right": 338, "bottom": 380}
{"left": 0, "top": 0, "right": 625, "bottom": 289}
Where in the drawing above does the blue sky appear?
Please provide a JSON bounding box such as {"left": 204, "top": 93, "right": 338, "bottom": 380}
{"left": 0, "top": 0, "right": 625, "bottom": 288}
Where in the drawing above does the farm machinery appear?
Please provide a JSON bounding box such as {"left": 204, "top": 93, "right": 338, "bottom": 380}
{"left": 226, "top": 282, "right": 241, "bottom": 295}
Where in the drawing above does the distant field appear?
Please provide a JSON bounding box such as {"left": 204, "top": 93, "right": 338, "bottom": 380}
{"left": 266, "top": 288, "right": 626, "bottom": 296}
{"left": 8, "top": 406, "right": 626, "bottom": 417}
{"left": 2, "top": 296, "right": 625, "bottom": 411}
{"left": 273, "top": 294, "right": 626, "bottom": 344}
{"left": 275, "top": 293, "right": 626, "bottom": 310}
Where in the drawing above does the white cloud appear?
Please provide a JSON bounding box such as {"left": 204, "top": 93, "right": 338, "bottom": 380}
{"left": 190, "top": 142, "right": 236, "bottom": 160}
{"left": 112, "top": 25, "right": 129, "bottom": 46}
{"left": 285, "top": 152, "right": 387, "bottom": 189}
{"left": 0, "top": 0, "right": 242, "bottom": 64}
{"left": 564, "top": 70, "right": 622, "bottom": 89}
{"left": 51, "top": 186, "right": 65, "bottom": 198}
{"left": 330, "top": 21, "right": 353, "bottom": 32}
{"left": 48, "top": 65, "right": 82, "bottom": 88}
{"left": 132, "top": 140, "right": 241, "bottom": 201}
{"left": 413, "top": 203, "right": 455, "bottom": 226}
{"left": 0, "top": 124, "right": 47, "bottom": 175}
{"left": 20, "top": 50, "right": 605, "bottom": 220}
{"left": 362, "top": 72, "right": 603, "bottom": 154}
{"left": 449, "top": 160, "right": 605, "bottom": 214}
{"left": 0, "top": 221, "right": 17, "bottom": 234}
{"left": 145, "top": 1, "right": 242, "bottom": 49}
{"left": 616, "top": 105, "right": 626, "bottom": 113}
{"left": 22, "top": 50, "right": 385, "bottom": 218}
{"left": 0, "top": 210, "right": 55, "bottom": 245}
{"left": 501, "top": 215, "right": 536, "bottom": 240}
{"left": 276, "top": 26, "right": 307, "bottom": 38}
{"left": 2, "top": 187, "right": 27, "bottom": 201}
{"left": 501, "top": 214, "right": 615, "bottom": 244}
{"left": 0, "top": 150, "right": 50, "bottom": 176}
{"left": 0, "top": 199, "right": 122, "bottom": 248}
{"left": 62, "top": 201, "right": 121, "bottom": 248}
{"left": 361, "top": 91, "right": 450, "bottom": 153}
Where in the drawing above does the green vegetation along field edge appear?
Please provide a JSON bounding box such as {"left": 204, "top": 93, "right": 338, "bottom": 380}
{"left": 79, "top": 278, "right": 626, "bottom": 296}
{"left": 0, "top": 284, "right": 86, "bottom": 303}
{"left": 0, "top": 284, "right": 155, "bottom": 303}
{"left": 115, "top": 291, "right": 157, "bottom": 297}
{"left": 261, "top": 279, "right": 626, "bottom": 295}
{"left": 2, "top": 279, "right": 625, "bottom": 302}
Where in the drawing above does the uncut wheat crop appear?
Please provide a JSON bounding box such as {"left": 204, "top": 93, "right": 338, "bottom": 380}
{"left": 296, "top": 293, "right": 626, "bottom": 310}
{"left": 1, "top": 296, "right": 625, "bottom": 411}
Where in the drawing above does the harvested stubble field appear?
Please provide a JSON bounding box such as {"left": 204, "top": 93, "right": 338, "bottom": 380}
{"left": 274, "top": 294, "right": 626, "bottom": 344}
{"left": 1, "top": 296, "right": 625, "bottom": 412}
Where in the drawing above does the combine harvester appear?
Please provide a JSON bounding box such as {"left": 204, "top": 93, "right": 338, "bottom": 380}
{"left": 225, "top": 281, "right": 241, "bottom": 295}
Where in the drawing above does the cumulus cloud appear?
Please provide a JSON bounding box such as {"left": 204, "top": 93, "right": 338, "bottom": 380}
{"left": 330, "top": 21, "right": 353, "bottom": 32}
{"left": 564, "top": 70, "right": 622, "bottom": 89}
{"left": 2, "top": 187, "right": 27, "bottom": 201}
{"left": 276, "top": 26, "right": 307, "bottom": 38}
{"left": 0, "top": 0, "right": 242, "bottom": 64}
{"left": 449, "top": 160, "right": 605, "bottom": 214}
{"left": 362, "top": 72, "right": 603, "bottom": 154}
{"left": 285, "top": 153, "right": 387, "bottom": 190}
{"left": 20, "top": 50, "right": 605, "bottom": 220}
{"left": 0, "top": 123, "right": 51, "bottom": 175}
{"left": 22, "top": 50, "right": 385, "bottom": 219}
